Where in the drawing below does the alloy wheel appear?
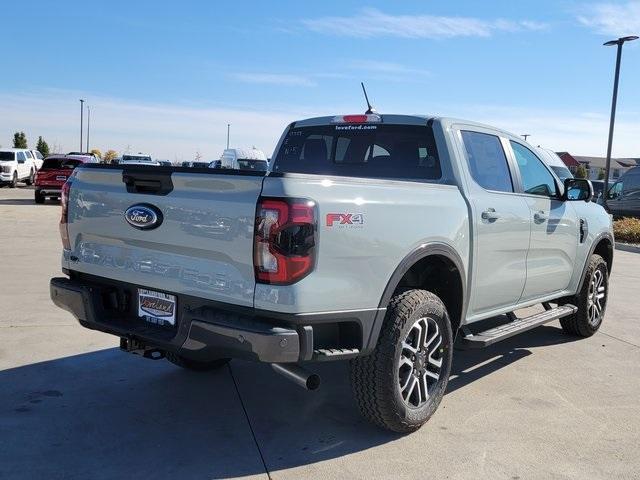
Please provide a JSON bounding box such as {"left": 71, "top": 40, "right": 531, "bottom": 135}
{"left": 398, "top": 316, "right": 443, "bottom": 408}
{"left": 587, "top": 268, "right": 606, "bottom": 326}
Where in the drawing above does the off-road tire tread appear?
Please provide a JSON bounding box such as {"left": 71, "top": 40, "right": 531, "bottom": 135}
{"left": 560, "top": 254, "right": 608, "bottom": 337}
{"left": 350, "top": 289, "right": 451, "bottom": 433}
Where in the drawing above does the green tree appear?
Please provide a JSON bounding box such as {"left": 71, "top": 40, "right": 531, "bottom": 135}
{"left": 104, "top": 149, "right": 118, "bottom": 163}
{"left": 13, "top": 131, "right": 27, "bottom": 148}
{"left": 598, "top": 168, "right": 606, "bottom": 180}
{"left": 90, "top": 148, "right": 102, "bottom": 159}
{"left": 36, "top": 136, "right": 50, "bottom": 156}
{"left": 575, "top": 165, "right": 588, "bottom": 179}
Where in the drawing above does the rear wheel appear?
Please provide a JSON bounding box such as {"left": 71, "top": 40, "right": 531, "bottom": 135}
{"left": 560, "top": 254, "right": 608, "bottom": 337}
{"left": 25, "top": 169, "right": 34, "bottom": 186}
{"left": 34, "top": 190, "right": 45, "bottom": 204}
{"left": 9, "top": 172, "right": 17, "bottom": 188}
{"left": 165, "top": 352, "right": 230, "bottom": 371}
{"left": 350, "top": 289, "right": 453, "bottom": 433}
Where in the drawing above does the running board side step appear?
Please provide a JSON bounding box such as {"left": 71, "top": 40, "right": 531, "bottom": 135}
{"left": 459, "top": 305, "right": 577, "bottom": 348}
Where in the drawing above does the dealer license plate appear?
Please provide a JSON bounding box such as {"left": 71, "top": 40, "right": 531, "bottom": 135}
{"left": 137, "top": 289, "right": 176, "bottom": 326}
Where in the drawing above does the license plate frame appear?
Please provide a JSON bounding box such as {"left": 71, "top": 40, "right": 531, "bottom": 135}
{"left": 137, "top": 288, "right": 177, "bottom": 326}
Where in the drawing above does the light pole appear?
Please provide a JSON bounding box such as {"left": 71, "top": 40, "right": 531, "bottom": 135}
{"left": 603, "top": 35, "right": 638, "bottom": 207}
{"left": 521, "top": 134, "right": 531, "bottom": 142}
{"left": 86, "top": 105, "right": 91, "bottom": 152}
{"left": 79, "top": 99, "right": 85, "bottom": 151}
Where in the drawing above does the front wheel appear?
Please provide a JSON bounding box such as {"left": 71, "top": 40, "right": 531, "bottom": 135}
{"left": 165, "top": 352, "right": 230, "bottom": 371}
{"left": 560, "top": 254, "right": 609, "bottom": 337}
{"left": 9, "top": 172, "right": 17, "bottom": 188}
{"left": 350, "top": 289, "right": 453, "bottom": 433}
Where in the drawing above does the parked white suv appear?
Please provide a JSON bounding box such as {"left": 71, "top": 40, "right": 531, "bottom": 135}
{"left": 0, "top": 149, "right": 37, "bottom": 187}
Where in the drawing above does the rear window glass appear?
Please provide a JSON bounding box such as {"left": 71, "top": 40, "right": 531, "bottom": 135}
{"left": 273, "top": 124, "right": 441, "bottom": 180}
{"left": 0, "top": 152, "right": 15, "bottom": 161}
{"left": 42, "top": 158, "right": 81, "bottom": 169}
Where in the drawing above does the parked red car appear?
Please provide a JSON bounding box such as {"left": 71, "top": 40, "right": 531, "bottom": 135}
{"left": 34, "top": 155, "right": 97, "bottom": 203}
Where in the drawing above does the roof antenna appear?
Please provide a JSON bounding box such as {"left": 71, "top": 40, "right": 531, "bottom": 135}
{"left": 361, "top": 82, "right": 377, "bottom": 114}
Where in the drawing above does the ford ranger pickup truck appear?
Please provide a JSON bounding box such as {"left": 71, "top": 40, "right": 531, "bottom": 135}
{"left": 50, "top": 114, "right": 614, "bottom": 433}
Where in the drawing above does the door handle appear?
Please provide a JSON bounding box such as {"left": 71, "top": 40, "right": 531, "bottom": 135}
{"left": 481, "top": 208, "right": 500, "bottom": 221}
{"left": 534, "top": 211, "right": 548, "bottom": 223}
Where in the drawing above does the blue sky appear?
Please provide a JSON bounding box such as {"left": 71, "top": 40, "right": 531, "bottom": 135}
{"left": 1, "top": 0, "right": 639, "bottom": 160}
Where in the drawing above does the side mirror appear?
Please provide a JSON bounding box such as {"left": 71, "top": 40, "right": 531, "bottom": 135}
{"left": 563, "top": 178, "right": 593, "bottom": 202}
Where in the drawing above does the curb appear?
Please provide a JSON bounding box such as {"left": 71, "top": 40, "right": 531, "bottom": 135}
{"left": 615, "top": 243, "right": 640, "bottom": 254}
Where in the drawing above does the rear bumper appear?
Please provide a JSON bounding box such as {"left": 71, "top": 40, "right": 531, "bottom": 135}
{"left": 50, "top": 274, "right": 380, "bottom": 363}
{"left": 36, "top": 187, "right": 62, "bottom": 196}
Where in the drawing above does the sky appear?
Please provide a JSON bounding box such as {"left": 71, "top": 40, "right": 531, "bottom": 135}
{"left": 1, "top": 0, "right": 639, "bottom": 161}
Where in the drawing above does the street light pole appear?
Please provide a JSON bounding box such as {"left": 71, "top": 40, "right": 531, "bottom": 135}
{"left": 603, "top": 35, "right": 638, "bottom": 208}
{"left": 79, "top": 99, "right": 85, "bottom": 152}
{"left": 86, "top": 106, "right": 91, "bottom": 152}
{"left": 521, "top": 134, "right": 531, "bottom": 142}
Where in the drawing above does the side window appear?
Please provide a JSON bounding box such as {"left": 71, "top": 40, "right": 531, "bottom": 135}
{"left": 25, "top": 151, "right": 33, "bottom": 159}
{"left": 510, "top": 142, "right": 558, "bottom": 197}
{"left": 17, "top": 152, "right": 26, "bottom": 161}
{"left": 624, "top": 174, "right": 640, "bottom": 195}
{"left": 461, "top": 131, "right": 513, "bottom": 192}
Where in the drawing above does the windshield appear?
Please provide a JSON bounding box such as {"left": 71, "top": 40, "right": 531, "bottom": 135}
{"left": 273, "top": 124, "right": 441, "bottom": 180}
{"left": 237, "top": 159, "right": 268, "bottom": 171}
{"left": 122, "top": 155, "right": 152, "bottom": 162}
{"left": 551, "top": 166, "right": 573, "bottom": 181}
{"left": 0, "top": 152, "right": 15, "bottom": 161}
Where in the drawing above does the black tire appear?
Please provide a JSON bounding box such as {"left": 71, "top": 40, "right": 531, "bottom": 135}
{"left": 25, "top": 169, "right": 34, "bottom": 186}
{"left": 34, "top": 190, "right": 45, "bottom": 204}
{"left": 350, "top": 289, "right": 453, "bottom": 433}
{"left": 9, "top": 172, "right": 17, "bottom": 188}
{"left": 560, "top": 254, "right": 608, "bottom": 337}
{"left": 165, "top": 352, "right": 230, "bottom": 371}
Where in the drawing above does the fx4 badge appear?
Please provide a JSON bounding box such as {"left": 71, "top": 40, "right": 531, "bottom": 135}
{"left": 326, "top": 213, "right": 365, "bottom": 227}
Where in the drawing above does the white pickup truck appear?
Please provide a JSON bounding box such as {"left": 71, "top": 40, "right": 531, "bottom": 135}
{"left": 0, "top": 148, "right": 37, "bottom": 187}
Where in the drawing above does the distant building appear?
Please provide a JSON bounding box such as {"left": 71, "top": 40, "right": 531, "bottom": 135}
{"left": 556, "top": 152, "right": 640, "bottom": 180}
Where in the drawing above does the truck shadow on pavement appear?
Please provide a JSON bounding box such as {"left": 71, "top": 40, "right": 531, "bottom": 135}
{"left": 0, "top": 324, "right": 580, "bottom": 479}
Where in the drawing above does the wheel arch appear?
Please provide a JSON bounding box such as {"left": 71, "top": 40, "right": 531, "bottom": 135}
{"left": 364, "top": 243, "right": 467, "bottom": 352}
{"left": 578, "top": 232, "right": 614, "bottom": 292}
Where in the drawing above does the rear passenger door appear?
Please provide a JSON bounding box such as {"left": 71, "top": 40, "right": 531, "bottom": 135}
{"left": 508, "top": 141, "right": 578, "bottom": 300}
{"left": 458, "top": 129, "right": 531, "bottom": 318}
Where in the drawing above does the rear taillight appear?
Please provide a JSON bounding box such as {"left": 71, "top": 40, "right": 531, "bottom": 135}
{"left": 254, "top": 198, "right": 317, "bottom": 285}
{"left": 59, "top": 180, "right": 72, "bottom": 250}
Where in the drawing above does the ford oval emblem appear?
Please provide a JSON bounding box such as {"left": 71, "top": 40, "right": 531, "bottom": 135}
{"left": 124, "top": 204, "right": 163, "bottom": 230}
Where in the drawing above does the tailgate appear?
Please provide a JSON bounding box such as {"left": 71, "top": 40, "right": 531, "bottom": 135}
{"left": 36, "top": 168, "right": 70, "bottom": 185}
{"left": 66, "top": 167, "right": 264, "bottom": 307}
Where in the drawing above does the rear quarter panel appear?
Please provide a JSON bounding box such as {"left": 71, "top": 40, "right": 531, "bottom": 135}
{"left": 256, "top": 174, "right": 469, "bottom": 313}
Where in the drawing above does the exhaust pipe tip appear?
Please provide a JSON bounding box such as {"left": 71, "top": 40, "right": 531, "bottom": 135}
{"left": 306, "top": 373, "right": 321, "bottom": 391}
{"left": 271, "top": 363, "right": 321, "bottom": 391}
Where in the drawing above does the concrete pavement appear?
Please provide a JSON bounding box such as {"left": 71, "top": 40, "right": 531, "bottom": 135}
{"left": 1, "top": 186, "right": 639, "bottom": 479}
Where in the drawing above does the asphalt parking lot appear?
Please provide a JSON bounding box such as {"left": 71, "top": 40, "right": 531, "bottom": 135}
{"left": 1, "top": 185, "right": 639, "bottom": 480}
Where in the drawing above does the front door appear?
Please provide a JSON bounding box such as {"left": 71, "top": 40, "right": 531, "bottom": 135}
{"left": 509, "top": 141, "right": 578, "bottom": 300}
{"left": 458, "top": 130, "right": 531, "bottom": 317}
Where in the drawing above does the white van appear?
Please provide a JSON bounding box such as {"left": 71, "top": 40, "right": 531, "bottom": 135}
{"left": 220, "top": 148, "right": 268, "bottom": 171}
{"left": 536, "top": 147, "right": 573, "bottom": 181}
{"left": 0, "top": 148, "right": 37, "bottom": 187}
